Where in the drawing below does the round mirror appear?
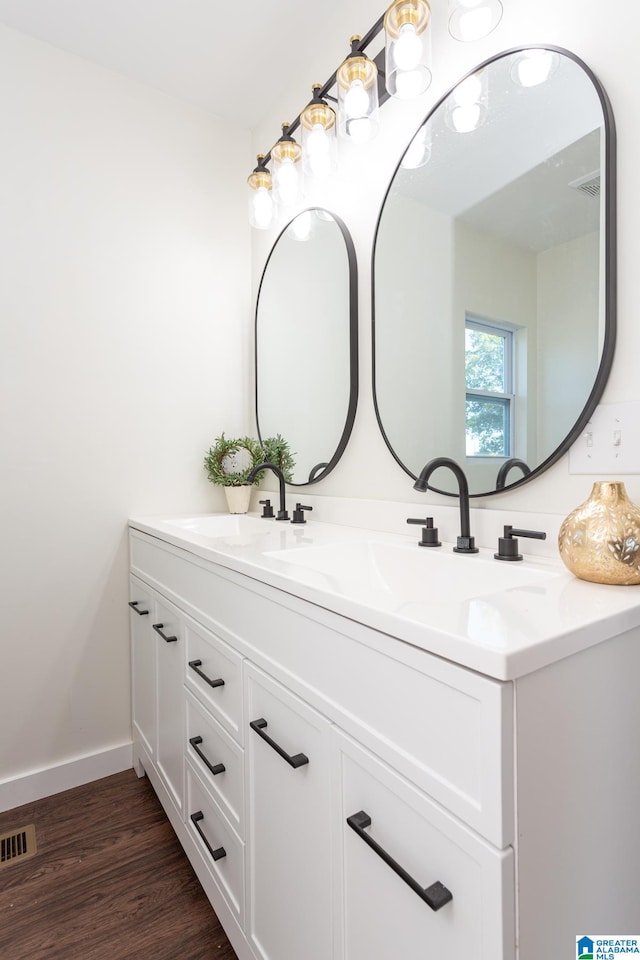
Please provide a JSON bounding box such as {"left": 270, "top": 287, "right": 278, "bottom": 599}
{"left": 256, "top": 208, "right": 358, "bottom": 485}
{"left": 373, "top": 47, "right": 616, "bottom": 496}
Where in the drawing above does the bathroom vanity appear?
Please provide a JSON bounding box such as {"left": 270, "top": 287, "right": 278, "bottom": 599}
{"left": 128, "top": 513, "right": 640, "bottom": 960}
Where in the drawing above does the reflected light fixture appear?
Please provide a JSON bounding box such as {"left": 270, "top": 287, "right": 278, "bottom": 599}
{"left": 384, "top": 0, "right": 432, "bottom": 99}
{"left": 511, "top": 48, "right": 559, "bottom": 87}
{"left": 401, "top": 122, "right": 431, "bottom": 168}
{"left": 271, "top": 123, "right": 303, "bottom": 208}
{"left": 247, "top": 154, "right": 274, "bottom": 230}
{"left": 445, "top": 70, "right": 487, "bottom": 132}
{"left": 448, "top": 0, "right": 503, "bottom": 42}
{"left": 337, "top": 36, "right": 380, "bottom": 144}
{"left": 300, "top": 85, "right": 337, "bottom": 181}
{"left": 288, "top": 210, "right": 314, "bottom": 241}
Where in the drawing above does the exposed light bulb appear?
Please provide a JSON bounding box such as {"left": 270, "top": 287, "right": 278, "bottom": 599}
{"left": 448, "top": 0, "right": 503, "bottom": 42}
{"left": 344, "top": 79, "right": 369, "bottom": 119}
{"left": 402, "top": 126, "right": 431, "bottom": 169}
{"left": 515, "top": 50, "right": 555, "bottom": 87}
{"left": 393, "top": 23, "right": 423, "bottom": 71}
{"left": 451, "top": 103, "right": 481, "bottom": 132}
{"left": 309, "top": 152, "right": 332, "bottom": 179}
{"left": 290, "top": 211, "right": 313, "bottom": 241}
{"left": 306, "top": 123, "right": 330, "bottom": 157}
{"left": 276, "top": 157, "right": 299, "bottom": 206}
{"left": 251, "top": 187, "right": 273, "bottom": 229}
{"left": 454, "top": 74, "right": 483, "bottom": 106}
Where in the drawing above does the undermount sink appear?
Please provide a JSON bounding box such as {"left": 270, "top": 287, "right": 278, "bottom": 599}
{"left": 161, "top": 514, "right": 273, "bottom": 538}
{"left": 264, "top": 539, "right": 559, "bottom": 603}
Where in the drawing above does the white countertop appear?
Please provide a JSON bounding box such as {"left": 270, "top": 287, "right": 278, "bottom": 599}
{"left": 128, "top": 512, "right": 640, "bottom": 681}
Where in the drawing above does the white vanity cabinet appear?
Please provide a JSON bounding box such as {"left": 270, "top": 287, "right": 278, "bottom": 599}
{"left": 128, "top": 524, "right": 640, "bottom": 960}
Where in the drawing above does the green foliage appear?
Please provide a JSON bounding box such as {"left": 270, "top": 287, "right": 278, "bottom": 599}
{"left": 465, "top": 327, "right": 509, "bottom": 456}
{"left": 203, "top": 434, "right": 263, "bottom": 487}
{"left": 261, "top": 434, "right": 296, "bottom": 482}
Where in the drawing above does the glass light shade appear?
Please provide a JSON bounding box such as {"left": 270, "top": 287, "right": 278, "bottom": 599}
{"left": 288, "top": 210, "right": 314, "bottom": 242}
{"left": 448, "top": 0, "right": 503, "bottom": 42}
{"left": 301, "top": 90, "right": 337, "bottom": 181}
{"left": 511, "top": 49, "right": 559, "bottom": 88}
{"left": 337, "top": 43, "right": 380, "bottom": 143}
{"left": 444, "top": 70, "right": 487, "bottom": 132}
{"left": 384, "top": 0, "right": 432, "bottom": 99}
{"left": 247, "top": 159, "right": 274, "bottom": 229}
{"left": 401, "top": 122, "right": 432, "bottom": 168}
{"left": 271, "top": 127, "right": 303, "bottom": 208}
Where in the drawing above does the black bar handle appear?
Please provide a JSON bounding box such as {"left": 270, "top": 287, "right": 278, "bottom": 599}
{"left": 249, "top": 718, "right": 309, "bottom": 769}
{"left": 152, "top": 623, "right": 177, "bottom": 643}
{"left": 188, "top": 659, "right": 225, "bottom": 688}
{"left": 190, "top": 812, "right": 226, "bottom": 862}
{"left": 346, "top": 810, "right": 453, "bottom": 912}
{"left": 189, "top": 736, "right": 226, "bottom": 776}
{"left": 128, "top": 601, "right": 149, "bottom": 616}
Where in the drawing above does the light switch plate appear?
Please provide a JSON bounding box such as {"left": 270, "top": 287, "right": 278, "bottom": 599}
{"left": 569, "top": 401, "right": 640, "bottom": 474}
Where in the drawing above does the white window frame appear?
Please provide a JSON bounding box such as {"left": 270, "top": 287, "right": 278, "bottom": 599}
{"left": 465, "top": 316, "right": 515, "bottom": 459}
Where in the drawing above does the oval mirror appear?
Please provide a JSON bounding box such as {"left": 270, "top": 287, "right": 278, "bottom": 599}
{"left": 373, "top": 47, "right": 616, "bottom": 497}
{"left": 256, "top": 208, "right": 358, "bottom": 485}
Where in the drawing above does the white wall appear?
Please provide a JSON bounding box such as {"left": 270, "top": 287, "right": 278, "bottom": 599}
{"left": 0, "top": 24, "right": 250, "bottom": 789}
{"left": 250, "top": 0, "right": 640, "bottom": 518}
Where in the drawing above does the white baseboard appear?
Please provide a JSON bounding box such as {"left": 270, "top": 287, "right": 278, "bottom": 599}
{"left": 0, "top": 741, "right": 134, "bottom": 813}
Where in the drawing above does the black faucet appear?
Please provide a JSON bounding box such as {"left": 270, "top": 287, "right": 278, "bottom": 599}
{"left": 413, "top": 457, "right": 478, "bottom": 554}
{"left": 247, "top": 462, "right": 289, "bottom": 520}
{"left": 496, "top": 458, "right": 531, "bottom": 490}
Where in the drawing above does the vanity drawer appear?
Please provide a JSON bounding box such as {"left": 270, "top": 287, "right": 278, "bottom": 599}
{"left": 184, "top": 616, "right": 243, "bottom": 745}
{"left": 186, "top": 763, "right": 244, "bottom": 924}
{"left": 334, "top": 730, "right": 515, "bottom": 960}
{"left": 186, "top": 690, "right": 244, "bottom": 837}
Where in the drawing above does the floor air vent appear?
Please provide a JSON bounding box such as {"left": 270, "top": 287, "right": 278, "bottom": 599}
{"left": 0, "top": 824, "right": 37, "bottom": 869}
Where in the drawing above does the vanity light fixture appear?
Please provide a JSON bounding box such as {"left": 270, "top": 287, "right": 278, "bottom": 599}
{"left": 247, "top": 1, "right": 509, "bottom": 228}
{"left": 337, "top": 36, "right": 380, "bottom": 144}
{"left": 288, "top": 210, "right": 314, "bottom": 241}
{"left": 271, "top": 123, "right": 303, "bottom": 208}
{"left": 511, "top": 48, "right": 559, "bottom": 87}
{"left": 384, "top": 0, "right": 432, "bottom": 100}
{"left": 444, "top": 70, "right": 487, "bottom": 132}
{"left": 448, "top": 0, "right": 503, "bottom": 42}
{"left": 247, "top": 154, "right": 275, "bottom": 230}
{"left": 300, "top": 85, "right": 337, "bottom": 181}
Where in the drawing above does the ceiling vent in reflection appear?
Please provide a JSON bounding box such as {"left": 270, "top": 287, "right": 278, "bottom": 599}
{"left": 569, "top": 170, "right": 601, "bottom": 198}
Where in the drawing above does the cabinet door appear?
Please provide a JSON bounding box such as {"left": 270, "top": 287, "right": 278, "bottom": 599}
{"left": 129, "top": 576, "right": 156, "bottom": 761}
{"left": 245, "top": 663, "right": 332, "bottom": 960}
{"left": 154, "top": 596, "right": 185, "bottom": 813}
{"left": 334, "top": 730, "right": 515, "bottom": 960}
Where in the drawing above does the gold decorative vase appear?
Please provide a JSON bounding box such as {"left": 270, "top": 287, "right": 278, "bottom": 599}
{"left": 558, "top": 481, "right": 640, "bottom": 585}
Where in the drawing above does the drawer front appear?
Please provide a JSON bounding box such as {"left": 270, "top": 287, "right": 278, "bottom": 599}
{"left": 334, "top": 730, "right": 515, "bottom": 960}
{"left": 186, "top": 763, "right": 244, "bottom": 923}
{"left": 184, "top": 616, "right": 243, "bottom": 745}
{"left": 186, "top": 690, "right": 244, "bottom": 836}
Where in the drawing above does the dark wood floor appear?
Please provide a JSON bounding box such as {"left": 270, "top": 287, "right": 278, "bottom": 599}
{"left": 0, "top": 770, "right": 239, "bottom": 960}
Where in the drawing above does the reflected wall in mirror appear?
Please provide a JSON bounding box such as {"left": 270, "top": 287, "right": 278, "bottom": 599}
{"left": 373, "top": 47, "right": 616, "bottom": 497}
{"left": 256, "top": 208, "right": 358, "bottom": 485}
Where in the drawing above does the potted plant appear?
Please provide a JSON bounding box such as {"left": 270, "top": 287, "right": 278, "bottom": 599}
{"left": 203, "top": 434, "right": 263, "bottom": 513}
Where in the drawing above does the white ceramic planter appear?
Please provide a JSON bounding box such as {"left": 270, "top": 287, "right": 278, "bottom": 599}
{"left": 224, "top": 485, "right": 253, "bottom": 514}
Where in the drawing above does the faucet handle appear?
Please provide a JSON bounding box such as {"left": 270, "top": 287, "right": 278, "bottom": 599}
{"left": 291, "top": 503, "right": 313, "bottom": 524}
{"left": 259, "top": 499, "right": 274, "bottom": 519}
{"left": 495, "top": 525, "right": 546, "bottom": 561}
{"left": 407, "top": 517, "right": 441, "bottom": 548}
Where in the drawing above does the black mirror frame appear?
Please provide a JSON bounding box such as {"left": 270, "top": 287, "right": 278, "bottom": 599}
{"left": 372, "top": 45, "right": 617, "bottom": 498}
{"left": 255, "top": 207, "right": 359, "bottom": 486}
